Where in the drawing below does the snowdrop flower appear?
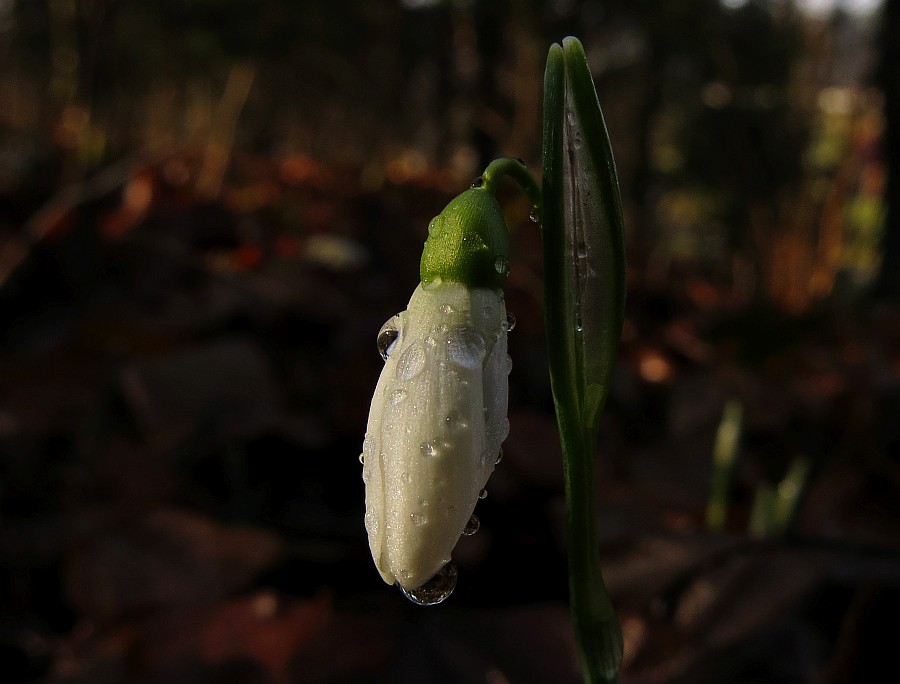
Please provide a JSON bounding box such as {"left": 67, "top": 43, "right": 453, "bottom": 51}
{"left": 361, "top": 187, "right": 512, "bottom": 601}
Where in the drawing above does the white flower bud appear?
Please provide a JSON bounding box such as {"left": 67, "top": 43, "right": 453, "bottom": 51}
{"left": 362, "top": 280, "right": 510, "bottom": 590}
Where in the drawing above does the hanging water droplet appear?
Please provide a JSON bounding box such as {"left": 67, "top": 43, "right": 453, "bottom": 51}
{"left": 420, "top": 441, "right": 438, "bottom": 458}
{"left": 478, "top": 489, "right": 488, "bottom": 500}
{"left": 399, "top": 563, "right": 458, "bottom": 606}
{"left": 463, "top": 514, "right": 480, "bottom": 536}
{"left": 576, "top": 242, "right": 588, "bottom": 258}
{"left": 575, "top": 311, "right": 584, "bottom": 332}
{"left": 495, "top": 447, "right": 504, "bottom": 465}
{"left": 471, "top": 176, "right": 484, "bottom": 188}
{"left": 494, "top": 256, "right": 509, "bottom": 277}
{"left": 503, "top": 311, "right": 517, "bottom": 332}
{"left": 358, "top": 453, "right": 365, "bottom": 464}
{"left": 377, "top": 315, "right": 401, "bottom": 360}
{"left": 528, "top": 209, "right": 539, "bottom": 223}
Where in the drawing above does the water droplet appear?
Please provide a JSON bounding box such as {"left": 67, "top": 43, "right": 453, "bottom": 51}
{"left": 494, "top": 256, "right": 509, "bottom": 277}
{"left": 377, "top": 315, "right": 401, "bottom": 360}
{"left": 478, "top": 489, "right": 488, "bottom": 500}
{"left": 463, "top": 514, "right": 480, "bottom": 536}
{"left": 445, "top": 411, "right": 469, "bottom": 433}
{"left": 390, "top": 388, "right": 407, "bottom": 405}
{"left": 503, "top": 311, "right": 517, "bottom": 332}
{"left": 401, "top": 471, "right": 412, "bottom": 484}
{"left": 424, "top": 335, "right": 436, "bottom": 349}
{"left": 364, "top": 506, "right": 377, "bottom": 533}
{"left": 399, "top": 563, "right": 458, "bottom": 606}
{"left": 420, "top": 441, "right": 438, "bottom": 458}
{"left": 428, "top": 218, "right": 440, "bottom": 236}
{"left": 573, "top": 131, "right": 583, "bottom": 149}
{"left": 575, "top": 312, "right": 584, "bottom": 332}
{"left": 576, "top": 242, "right": 588, "bottom": 258}
{"left": 471, "top": 176, "right": 484, "bottom": 188}
{"left": 410, "top": 512, "right": 426, "bottom": 526}
{"left": 566, "top": 109, "right": 576, "bottom": 125}
{"left": 528, "top": 209, "right": 540, "bottom": 223}
{"left": 440, "top": 303, "right": 455, "bottom": 316}
{"left": 447, "top": 326, "right": 486, "bottom": 369}
{"left": 358, "top": 453, "right": 365, "bottom": 464}
{"left": 397, "top": 342, "right": 425, "bottom": 379}
{"left": 495, "top": 447, "right": 504, "bottom": 465}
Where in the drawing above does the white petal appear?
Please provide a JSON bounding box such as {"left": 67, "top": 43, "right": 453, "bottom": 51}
{"left": 363, "top": 281, "right": 509, "bottom": 589}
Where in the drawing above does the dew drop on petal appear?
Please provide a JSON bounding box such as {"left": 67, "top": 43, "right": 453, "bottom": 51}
{"left": 440, "top": 303, "right": 455, "bottom": 316}
{"left": 447, "top": 326, "right": 486, "bottom": 369}
{"left": 445, "top": 411, "right": 469, "bottom": 434}
{"left": 471, "top": 176, "right": 484, "bottom": 188}
{"left": 566, "top": 108, "right": 576, "bottom": 125}
{"left": 503, "top": 311, "right": 517, "bottom": 332}
{"left": 401, "top": 471, "right": 412, "bottom": 484}
{"left": 576, "top": 242, "right": 588, "bottom": 259}
{"left": 462, "top": 514, "right": 480, "bottom": 536}
{"left": 495, "top": 447, "right": 504, "bottom": 465}
{"left": 390, "top": 388, "right": 407, "bottom": 405}
{"left": 478, "top": 489, "right": 488, "bottom": 500}
{"left": 364, "top": 506, "right": 377, "bottom": 534}
{"left": 358, "top": 453, "right": 365, "bottom": 464}
{"left": 420, "top": 441, "right": 438, "bottom": 458}
{"left": 377, "top": 315, "right": 401, "bottom": 360}
{"left": 397, "top": 342, "right": 426, "bottom": 379}
{"left": 410, "top": 512, "right": 426, "bottom": 526}
{"left": 399, "top": 563, "right": 458, "bottom": 606}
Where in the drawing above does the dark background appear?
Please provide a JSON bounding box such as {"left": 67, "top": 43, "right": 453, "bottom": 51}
{"left": 1, "top": 1, "right": 898, "bottom": 682}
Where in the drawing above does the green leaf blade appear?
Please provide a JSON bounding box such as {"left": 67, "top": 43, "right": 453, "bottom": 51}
{"left": 542, "top": 36, "right": 626, "bottom": 684}
{"left": 561, "top": 36, "right": 627, "bottom": 437}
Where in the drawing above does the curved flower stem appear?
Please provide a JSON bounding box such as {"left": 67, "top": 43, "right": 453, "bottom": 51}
{"left": 481, "top": 157, "right": 543, "bottom": 217}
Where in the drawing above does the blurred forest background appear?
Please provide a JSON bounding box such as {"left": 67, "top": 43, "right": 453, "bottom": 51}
{"left": 1, "top": 1, "right": 899, "bottom": 683}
